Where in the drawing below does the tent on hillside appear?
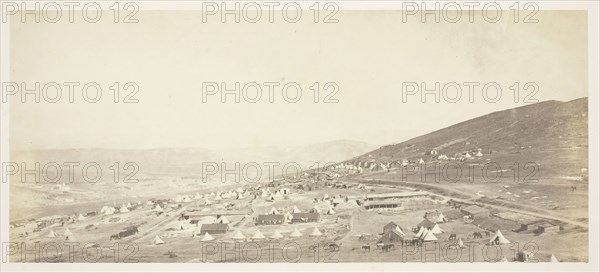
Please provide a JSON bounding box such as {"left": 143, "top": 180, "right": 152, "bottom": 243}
{"left": 78, "top": 214, "right": 86, "bottom": 221}
{"left": 550, "top": 254, "right": 559, "bottom": 263}
{"left": 120, "top": 205, "right": 130, "bottom": 213}
{"left": 309, "top": 227, "right": 323, "bottom": 237}
{"left": 289, "top": 228, "right": 303, "bottom": 238}
{"left": 431, "top": 223, "right": 444, "bottom": 234}
{"left": 201, "top": 232, "right": 215, "bottom": 242}
{"left": 154, "top": 204, "right": 163, "bottom": 212}
{"left": 489, "top": 230, "right": 511, "bottom": 245}
{"left": 270, "top": 230, "right": 284, "bottom": 239}
{"left": 63, "top": 228, "right": 73, "bottom": 237}
{"left": 231, "top": 230, "right": 246, "bottom": 241}
{"left": 251, "top": 230, "right": 265, "bottom": 240}
{"left": 436, "top": 213, "right": 447, "bottom": 223}
{"left": 312, "top": 205, "right": 322, "bottom": 213}
{"left": 152, "top": 235, "right": 165, "bottom": 245}
{"left": 422, "top": 229, "right": 438, "bottom": 242}
{"left": 326, "top": 208, "right": 336, "bottom": 215}
{"left": 292, "top": 206, "right": 302, "bottom": 213}
{"left": 48, "top": 230, "right": 57, "bottom": 238}
{"left": 322, "top": 193, "right": 330, "bottom": 200}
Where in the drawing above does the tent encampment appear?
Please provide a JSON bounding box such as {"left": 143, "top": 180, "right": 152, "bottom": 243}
{"left": 232, "top": 230, "right": 246, "bottom": 241}
{"left": 251, "top": 230, "right": 265, "bottom": 240}
{"left": 289, "top": 228, "right": 303, "bottom": 238}
{"left": 201, "top": 232, "right": 215, "bottom": 242}
{"left": 422, "top": 229, "right": 438, "bottom": 242}
{"left": 431, "top": 223, "right": 444, "bottom": 234}
{"left": 270, "top": 230, "right": 284, "bottom": 239}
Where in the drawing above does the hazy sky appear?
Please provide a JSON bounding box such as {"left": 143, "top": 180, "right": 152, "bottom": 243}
{"left": 9, "top": 10, "right": 587, "bottom": 150}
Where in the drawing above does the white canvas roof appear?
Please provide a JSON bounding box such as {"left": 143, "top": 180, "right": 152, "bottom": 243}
{"left": 490, "top": 230, "right": 511, "bottom": 245}
{"left": 309, "top": 227, "right": 323, "bottom": 237}
{"left": 153, "top": 235, "right": 165, "bottom": 245}
{"left": 232, "top": 230, "right": 246, "bottom": 240}
{"left": 422, "top": 229, "right": 438, "bottom": 241}
{"left": 289, "top": 228, "right": 303, "bottom": 238}
{"left": 201, "top": 232, "right": 215, "bottom": 242}
{"left": 251, "top": 230, "right": 265, "bottom": 240}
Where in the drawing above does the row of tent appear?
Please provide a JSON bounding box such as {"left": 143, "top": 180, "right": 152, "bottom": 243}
{"left": 268, "top": 205, "right": 334, "bottom": 216}
{"left": 152, "top": 227, "right": 323, "bottom": 245}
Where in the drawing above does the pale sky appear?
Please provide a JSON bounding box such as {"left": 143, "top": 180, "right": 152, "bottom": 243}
{"left": 9, "top": 10, "right": 588, "bottom": 150}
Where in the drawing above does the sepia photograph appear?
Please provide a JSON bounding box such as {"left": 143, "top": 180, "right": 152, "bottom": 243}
{"left": 0, "top": 1, "right": 598, "bottom": 272}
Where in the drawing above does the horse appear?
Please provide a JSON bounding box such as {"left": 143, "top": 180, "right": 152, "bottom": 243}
{"left": 571, "top": 185, "right": 577, "bottom": 192}
{"left": 472, "top": 232, "right": 483, "bottom": 239}
{"left": 381, "top": 244, "right": 395, "bottom": 252}
{"left": 362, "top": 245, "right": 371, "bottom": 252}
{"left": 484, "top": 231, "right": 491, "bottom": 237}
{"left": 376, "top": 242, "right": 384, "bottom": 249}
{"left": 448, "top": 234, "right": 457, "bottom": 241}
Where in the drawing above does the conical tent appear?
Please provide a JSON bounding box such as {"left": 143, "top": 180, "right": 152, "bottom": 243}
{"left": 415, "top": 226, "right": 425, "bottom": 237}
{"left": 292, "top": 206, "right": 302, "bottom": 213}
{"left": 204, "top": 199, "right": 213, "bottom": 205}
{"left": 48, "top": 230, "right": 57, "bottom": 238}
{"left": 285, "top": 212, "right": 294, "bottom": 221}
{"left": 217, "top": 216, "right": 230, "bottom": 224}
{"left": 326, "top": 208, "right": 336, "bottom": 215}
{"left": 419, "top": 228, "right": 429, "bottom": 239}
{"left": 289, "top": 228, "right": 303, "bottom": 238}
{"left": 232, "top": 230, "right": 246, "bottom": 241}
{"left": 395, "top": 226, "right": 406, "bottom": 236}
{"left": 422, "top": 229, "right": 438, "bottom": 242}
{"left": 431, "top": 223, "right": 444, "bottom": 234}
{"left": 323, "top": 193, "right": 330, "bottom": 200}
{"left": 269, "top": 207, "right": 280, "bottom": 215}
{"left": 550, "top": 254, "right": 559, "bottom": 263}
{"left": 63, "top": 228, "right": 73, "bottom": 237}
{"left": 270, "top": 230, "right": 284, "bottom": 239}
{"left": 436, "top": 213, "right": 447, "bottom": 223}
{"left": 78, "top": 214, "right": 86, "bottom": 221}
{"left": 127, "top": 202, "right": 132, "bottom": 208}
{"left": 312, "top": 205, "right": 322, "bottom": 213}
{"left": 251, "top": 230, "right": 265, "bottom": 240}
{"left": 310, "top": 227, "right": 323, "bottom": 237}
{"left": 154, "top": 204, "right": 163, "bottom": 212}
{"left": 457, "top": 238, "right": 465, "bottom": 248}
{"left": 65, "top": 235, "right": 76, "bottom": 242}
{"left": 153, "top": 235, "right": 165, "bottom": 245}
{"left": 214, "top": 195, "right": 222, "bottom": 201}
{"left": 120, "top": 205, "right": 130, "bottom": 213}
{"left": 489, "top": 230, "right": 511, "bottom": 245}
{"left": 201, "top": 232, "right": 215, "bottom": 242}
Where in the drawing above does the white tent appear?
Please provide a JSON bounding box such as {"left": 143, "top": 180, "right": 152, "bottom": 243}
{"left": 457, "top": 238, "right": 465, "bottom": 248}
{"left": 550, "top": 254, "right": 559, "bottom": 263}
{"left": 270, "top": 230, "right": 284, "bottom": 239}
{"left": 63, "top": 228, "right": 73, "bottom": 237}
{"left": 419, "top": 228, "right": 428, "bottom": 239}
{"left": 415, "top": 226, "right": 425, "bottom": 237}
{"left": 236, "top": 193, "right": 245, "bottom": 200}
{"left": 285, "top": 212, "right": 294, "bottom": 221}
{"left": 217, "top": 216, "right": 230, "bottom": 224}
{"left": 201, "top": 232, "right": 215, "bottom": 242}
{"left": 194, "top": 193, "right": 203, "bottom": 199}
{"left": 232, "top": 230, "right": 246, "bottom": 241}
{"left": 322, "top": 193, "right": 330, "bottom": 200}
{"left": 126, "top": 202, "right": 132, "bottom": 208}
{"left": 153, "top": 235, "right": 165, "bottom": 245}
{"left": 489, "top": 230, "right": 511, "bottom": 245}
{"left": 476, "top": 151, "right": 483, "bottom": 157}
{"left": 431, "top": 223, "right": 444, "bottom": 234}
{"left": 78, "top": 214, "right": 86, "bottom": 221}
{"left": 154, "top": 204, "right": 163, "bottom": 212}
{"left": 251, "top": 230, "right": 265, "bottom": 240}
{"left": 269, "top": 207, "right": 280, "bottom": 215}
{"left": 48, "top": 230, "right": 57, "bottom": 238}
{"left": 100, "top": 206, "right": 109, "bottom": 213}
{"left": 436, "top": 213, "right": 447, "bottom": 223}
{"left": 422, "top": 229, "right": 438, "bottom": 242}
{"left": 289, "top": 228, "right": 303, "bottom": 238}
{"left": 213, "top": 195, "right": 222, "bottom": 201}
{"left": 204, "top": 199, "right": 213, "bottom": 206}
{"left": 395, "top": 226, "right": 406, "bottom": 236}
{"left": 65, "top": 234, "right": 76, "bottom": 242}
{"left": 312, "top": 205, "right": 322, "bottom": 213}
{"left": 222, "top": 192, "right": 231, "bottom": 199}
{"left": 326, "top": 208, "right": 336, "bottom": 215}
{"left": 309, "top": 227, "right": 323, "bottom": 237}
{"left": 120, "top": 205, "right": 130, "bottom": 213}
{"left": 104, "top": 207, "right": 116, "bottom": 215}
{"left": 292, "top": 206, "right": 302, "bottom": 213}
